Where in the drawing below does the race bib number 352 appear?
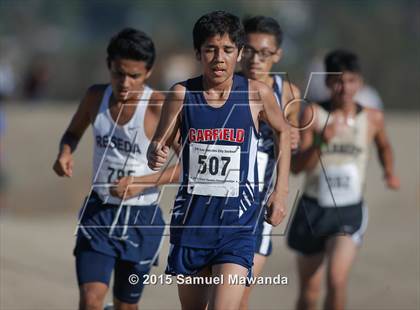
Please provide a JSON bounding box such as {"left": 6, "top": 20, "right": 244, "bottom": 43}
{"left": 318, "top": 163, "right": 362, "bottom": 207}
{"left": 188, "top": 142, "right": 241, "bottom": 197}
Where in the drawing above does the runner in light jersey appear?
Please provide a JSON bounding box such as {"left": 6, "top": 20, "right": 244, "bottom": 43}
{"left": 288, "top": 49, "right": 400, "bottom": 310}
{"left": 53, "top": 28, "right": 179, "bottom": 310}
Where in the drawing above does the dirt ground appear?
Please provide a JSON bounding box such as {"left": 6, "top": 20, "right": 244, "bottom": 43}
{"left": 0, "top": 104, "right": 418, "bottom": 309}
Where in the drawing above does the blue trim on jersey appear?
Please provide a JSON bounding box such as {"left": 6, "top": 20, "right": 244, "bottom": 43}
{"left": 273, "top": 76, "right": 283, "bottom": 109}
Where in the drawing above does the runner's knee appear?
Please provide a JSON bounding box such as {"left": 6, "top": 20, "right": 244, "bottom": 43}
{"left": 300, "top": 279, "right": 321, "bottom": 303}
{"left": 327, "top": 271, "right": 348, "bottom": 292}
{"left": 80, "top": 287, "right": 105, "bottom": 310}
{"left": 114, "top": 299, "right": 138, "bottom": 310}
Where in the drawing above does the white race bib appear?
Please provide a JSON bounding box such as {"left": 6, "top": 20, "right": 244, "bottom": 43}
{"left": 188, "top": 142, "right": 240, "bottom": 197}
{"left": 318, "top": 163, "right": 362, "bottom": 207}
{"left": 257, "top": 151, "right": 269, "bottom": 192}
{"left": 94, "top": 158, "right": 139, "bottom": 202}
{"left": 95, "top": 158, "right": 138, "bottom": 185}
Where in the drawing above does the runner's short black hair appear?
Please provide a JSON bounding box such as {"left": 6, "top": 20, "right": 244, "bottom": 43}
{"left": 243, "top": 16, "right": 283, "bottom": 47}
{"left": 107, "top": 28, "right": 155, "bottom": 70}
{"left": 325, "top": 49, "right": 361, "bottom": 73}
{"left": 193, "top": 11, "right": 245, "bottom": 51}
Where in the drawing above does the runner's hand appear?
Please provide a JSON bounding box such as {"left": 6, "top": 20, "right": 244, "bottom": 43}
{"left": 110, "top": 175, "right": 148, "bottom": 199}
{"left": 147, "top": 141, "right": 169, "bottom": 171}
{"left": 385, "top": 174, "right": 400, "bottom": 190}
{"left": 53, "top": 152, "right": 73, "bottom": 177}
{"left": 290, "top": 127, "right": 300, "bottom": 150}
{"left": 265, "top": 190, "right": 288, "bottom": 226}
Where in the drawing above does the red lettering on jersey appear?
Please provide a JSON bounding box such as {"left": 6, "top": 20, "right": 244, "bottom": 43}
{"left": 204, "top": 129, "right": 212, "bottom": 141}
{"left": 196, "top": 129, "right": 203, "bottom": 142}
{"left": 188, "top": 128, "right": 245, "bottom": 143}
{"left": 222, "top": 128, "right": 228, "bottom": 141}
{"left": 189, "top": 129, "right": 196, "bottom": 142}
{"left": 212, "top": 129, "right": 219, "bottom": 141}
{"left": 236, "top": 129, "right": 244, "bottom": 143}
{"left": 230, "top": 129, "right": 235, "bottom": 142}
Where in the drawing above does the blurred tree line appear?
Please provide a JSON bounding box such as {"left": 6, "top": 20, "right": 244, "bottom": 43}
{"left": 0, "top": 0, "right": 418, "bottom": 109}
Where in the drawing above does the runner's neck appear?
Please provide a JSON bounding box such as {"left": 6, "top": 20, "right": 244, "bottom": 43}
{"left": 110, "top": 85, "right": 145, "bottom": 107}
{"left": 258, "top": 75, "right": 274, "bottom": 88}
{"left": 331, "top": 99, "right": 358, "bottom": 118}
{"left": 202, "top": 75, "right": 234, "bottom": 97}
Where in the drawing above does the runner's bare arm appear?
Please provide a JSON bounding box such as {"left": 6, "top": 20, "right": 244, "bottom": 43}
{"left": 147, "top": 84, "right": 184, "bottom": 170}
{"left": 253, "top": 81, "right": 290, "bottom": 226}
{"left": 110, "top": 165, "right": 180, "bottom": 199}
{"left": 291, "top": 103, "right": 320, "bottom": 173}
{"left": 53, "top": 85, "right": 103, "bottom": 177}
{"left": 147, "top": 90, "right": 182, "bottom": 156}
{"left": 282, "top": 82, "right": 301, "bottom": 149}
{"left": 270, "top": 82, "right": 301, "bottom": 169}
{"left": 60, "top": 89, "right": 97, "bottom": 152}
{"left": 148, "top": 90, "right": 182, "bottom": 158}
{"left": 371, "top": 109, "right": 400, "bottom": 190}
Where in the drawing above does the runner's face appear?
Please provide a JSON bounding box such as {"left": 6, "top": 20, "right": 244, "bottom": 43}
{"left": 109, "top": 58, "right": 151, "bottom": 101}
{"left": 241, "top": 33, "right": 281, "bottom": 81}
{"left": 196, "top": 33, "right": 241, "bottom": 85}
{"left": 328, "top": 71, "right": 362, "bottom": 104}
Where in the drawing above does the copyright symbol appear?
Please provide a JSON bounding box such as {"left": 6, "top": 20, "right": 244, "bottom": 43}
{"left": 128, "top": 274, "right": 139, "bottom": 285}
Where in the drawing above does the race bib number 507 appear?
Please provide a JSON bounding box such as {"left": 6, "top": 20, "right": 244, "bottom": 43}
{"left": 188, "top": 142, "right": 241, "bottom": 197}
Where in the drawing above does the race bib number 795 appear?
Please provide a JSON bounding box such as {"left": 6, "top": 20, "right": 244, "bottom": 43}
{"left": 95, "top": 158, "right": 137, "bottom": 184}
{"left": 188, "top": 142, "right": 241, "bottom": 197}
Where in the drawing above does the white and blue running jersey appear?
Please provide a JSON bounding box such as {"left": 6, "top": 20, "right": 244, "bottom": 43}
{"left": 255, "top": 75, "right": 283, "bottom": 256}
{"left": 91, "top": 85, "right": 160, "bottom": 205}
{"left": 256, "top": 74, "right": 283, "bottom": 199}
{"left": 170, "top": 74, "right": 260, "bottom": 248}
{"left": 76, "top": 85, "right": 165, "bottom": 264}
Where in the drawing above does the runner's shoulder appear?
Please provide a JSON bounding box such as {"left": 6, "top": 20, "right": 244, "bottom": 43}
{"left": 83, "top": 84, "right": 107, "bottom": 104}
{"left": 82, "top": 84, "right": 108, "bottom": 120}
{"left": 150, "top": 89, "right": 166, "bottom": 102}
{"left": 169, "top": 83, "right": 187, "bottom": 103}
{"left": 365, "top": 106, "right": 384, "bottom": 127}
{"left": 248, "top": 79, "right": 272, "bottom": 101}
{"left": 148, "top": 89, "right": 166, "bottom": 114}
{"left": 283, "top": 81, "right": 301, "bottom": 100}
{"left": 305, "top": 101, "right": 322, "bottom": 113}
{"left": 301, "top": 101, "right": 320, "bottom": 128}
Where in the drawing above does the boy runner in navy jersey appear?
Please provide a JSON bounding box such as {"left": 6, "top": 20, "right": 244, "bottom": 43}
{"left": 148, "top": 11, "right": 291, "bottom": 310}
{"left": 239, "top": 15, "right": 301, "bottom": 310}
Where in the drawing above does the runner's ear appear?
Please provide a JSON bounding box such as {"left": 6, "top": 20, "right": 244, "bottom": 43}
{"left": 273, "top": 48, "right": 282, "bottom": 63}
{"left": 195, "top": 49, "right": 201, "bottom": 61}
{"left": 145, "top": 69, "right": 153, "bottom": 80}
{"left": 237, "top": 48, "right": 243, "bottom": 62}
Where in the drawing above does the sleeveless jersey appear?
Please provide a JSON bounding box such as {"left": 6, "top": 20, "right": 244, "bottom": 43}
{"left": 91, "top": 85, "right": 159, "bottom": 206}
{"left": 170, "top": 74, "right": 260, "bottom": 248}
{"left": 303, "top": 102, "right": 369, "bottom": 207}
{"left": 257, "top": 75, "right": 283, "bottom": 200}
